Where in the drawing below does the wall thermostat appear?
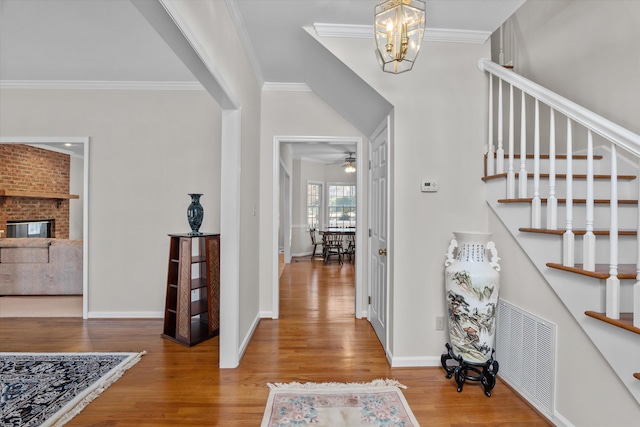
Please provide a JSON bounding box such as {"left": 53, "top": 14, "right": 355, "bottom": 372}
{"left": 421, "top": 180, "right": 438, "bottom": 192}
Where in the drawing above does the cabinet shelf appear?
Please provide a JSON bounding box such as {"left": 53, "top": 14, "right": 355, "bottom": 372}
{"left": 161, "top": 233, "right": 220, "bottom": 347}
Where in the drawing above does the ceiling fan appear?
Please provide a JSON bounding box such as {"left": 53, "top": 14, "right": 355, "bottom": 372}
{"left": 343, "top": 153, "right": 356, "bottom": 173}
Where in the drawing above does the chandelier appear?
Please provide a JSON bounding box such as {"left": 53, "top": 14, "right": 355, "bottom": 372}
{"left": 374, "top": 0, "right": 426, "bottom": 74}
{"left": 344, "top": 154, "right": 356, "bottom": 173}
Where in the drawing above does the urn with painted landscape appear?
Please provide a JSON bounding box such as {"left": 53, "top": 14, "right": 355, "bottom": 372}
{"left": 444, "top": 231, "right": 500, "bottom": 363}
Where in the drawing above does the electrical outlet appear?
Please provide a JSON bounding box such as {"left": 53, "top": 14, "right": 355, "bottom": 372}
{"left": 436, "top": 316, "right": 444, "bottom": 330}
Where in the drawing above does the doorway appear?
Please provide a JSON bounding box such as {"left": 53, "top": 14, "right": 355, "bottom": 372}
{"left": 0, "top": 137, "right": 89, "bottom": 318}
{"left": 272, "top": 136, "right": 365, "bottom": 319}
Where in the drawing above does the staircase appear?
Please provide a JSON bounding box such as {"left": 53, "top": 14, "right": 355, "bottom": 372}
{"left": 478, "top": 59, "right": 640, "bottom": 405}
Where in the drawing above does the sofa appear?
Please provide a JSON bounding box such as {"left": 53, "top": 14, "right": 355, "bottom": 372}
{"left": 0, "top": 238, "right": 82, "bottom": 295}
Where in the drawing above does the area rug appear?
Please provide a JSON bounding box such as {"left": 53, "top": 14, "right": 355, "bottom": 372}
{"left": 0, "top": 351, "right": 145, "bottom": 427}
{"left": 261, "top": 379, "right": 420, "bottom": 427}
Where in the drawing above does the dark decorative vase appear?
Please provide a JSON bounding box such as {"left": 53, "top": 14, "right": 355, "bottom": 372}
{"left": 187, "top": 193, "right": 204, "bottom": 235}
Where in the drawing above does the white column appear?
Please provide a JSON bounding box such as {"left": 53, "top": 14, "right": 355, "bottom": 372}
{"left": 507, "top": 84, "right": 515, "bottom": 198}
{"left": 583, "top": 130, "right": 596, "bottom": 272}
{"left": 496, "top": 78, "right": 504, "bottom": 174}
{"left": 606, "top": 144, "right": 620, "bottom": 319}
{"left": 531, "top": 99, "right": 541, "bottom": 228}
{"left": 547, "top": 109, "right": 557, "bottom": 230}
{"left": 487, "top": 75, "right": 495, "bottom": 176}
{"left": 563, "top": 117, "right": 575, "bottom": 267}
{"left": 518, "top": 92, "right": 527, "bottom": 198}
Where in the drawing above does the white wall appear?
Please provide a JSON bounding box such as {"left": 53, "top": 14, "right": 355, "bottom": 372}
{"left": 0, "top": 88, "right": 221, "bottom": 315}
{"left": 259, "top": 90, "right": 365, "bottom": 314}
{"left": 314, "top": 34, "right": 491, "bottom": 360}
{"left": 168, "top": 0, "right": 263, "bottom": 360}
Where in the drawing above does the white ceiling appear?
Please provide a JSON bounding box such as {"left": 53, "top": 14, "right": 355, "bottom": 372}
{"left": 0, "top": 0, "right": 525, "bottom": 162}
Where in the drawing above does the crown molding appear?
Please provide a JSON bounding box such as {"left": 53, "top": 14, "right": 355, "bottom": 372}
{"left": 263, "top": 82, "right": 311, "bottom": 92}
{"left": 0, "top": 80, "right": 204, "bottom": 90}
{"left": 313, "top": 23, "right": 490, "bottom": 44}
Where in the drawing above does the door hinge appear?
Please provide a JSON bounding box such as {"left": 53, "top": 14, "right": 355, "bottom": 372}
{"left": 369, "top": 160, "right": 372, "bottom": 170}
{"left": 368, "top": 296, "right": 371, "bottom": 305}
{"left": 368, "top": 228, "right": 372, "bottom": 237}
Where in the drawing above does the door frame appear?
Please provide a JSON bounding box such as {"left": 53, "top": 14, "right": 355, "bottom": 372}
{"left": 271, "top": 135, "right": 365, "bottom": 319}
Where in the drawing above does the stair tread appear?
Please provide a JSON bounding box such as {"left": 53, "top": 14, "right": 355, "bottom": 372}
{"left": 483, "top": 173, "right": 636, "bottom": 182}
{"left": 547, "top": 262, "right": 638, "bottom": 279}
{"left": 490, "top": 154, "right": 603, "bottom": 160}
{"left": 498, "top": 198, "right": 638, "bottom": 204}
{"left": 520, "top": 228, "right": 637, "bottom": 236}
{"left": 584, "top": 311, "right": 640, "bottom": 335}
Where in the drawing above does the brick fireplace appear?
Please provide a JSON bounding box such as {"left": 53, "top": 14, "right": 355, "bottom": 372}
{"left": 0, "top": 144, "right": 73, "bottom": 239}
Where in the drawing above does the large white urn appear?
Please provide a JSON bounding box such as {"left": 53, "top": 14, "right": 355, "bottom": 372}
{"left": 444, "top": 231, "right": 500, "bottom": 364}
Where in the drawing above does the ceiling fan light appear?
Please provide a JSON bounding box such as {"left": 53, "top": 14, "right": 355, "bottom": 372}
{"left": 374, "top": 0, "right": 426, "bottom": 74}
{"left": 345, "top": 163, "right": 356, "bottom": 173}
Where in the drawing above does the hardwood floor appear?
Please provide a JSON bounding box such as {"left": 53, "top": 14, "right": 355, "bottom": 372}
{"left": 0, "top": 256, "right": 551, "bottom": 426}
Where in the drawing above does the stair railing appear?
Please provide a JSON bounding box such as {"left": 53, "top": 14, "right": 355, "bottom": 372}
{"left": 478, "top": 58, "right": 640, "bottom": 326}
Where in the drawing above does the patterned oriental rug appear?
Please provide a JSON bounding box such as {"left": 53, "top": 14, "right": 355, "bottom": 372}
{"left": 261, "top": 379, "right": 420, "bottom": 427}
{"left": 0, "top": 352, "right": 145, "bottom": 427}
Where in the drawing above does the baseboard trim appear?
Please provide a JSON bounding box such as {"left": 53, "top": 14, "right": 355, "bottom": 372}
{"left": 390, "top": 355, "right": 442, "bottom": 367}
{"left": 87, "top": 311, "right": 163, "bottom": 319}
{"left": 239, "top": 313, "right": 261, "bottom": 359}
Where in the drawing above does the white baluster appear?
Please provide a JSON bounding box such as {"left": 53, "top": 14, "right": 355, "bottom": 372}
{"left": 531, "top": 99, "right": 541, "bottom": 228}
{"left": 547, "top": 109, "right": 557, "bottom": 230}
{"left": 518, "top": 92, "right": 527, "bottom": 198}
{"left": 583, "top": 130, "right": 596, "bottom": 271}
{"left": 507, "top": 85, "right": 515, "bottom": 198}
{"left": 606, "top": 144, "right": 620, "bottom": 319}
{"left": 635, "top": 158, "right": 640, "bottom": 328}
{"left": 563, "top": 117, "right": 575, "bottom": 267}
{"left": 497, "top": 79, "right": 504, "bottom": 174}
{"left": 487, "top": 75, "right": 495, "bottom": 176}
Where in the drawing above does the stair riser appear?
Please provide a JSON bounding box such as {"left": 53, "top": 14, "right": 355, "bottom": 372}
{"left": 534, "top": 204, "right": 638, "bottom": 230}
{"left": 570, "top": 236, "right": 639, "bottom": 265}
{"left": 518, "top": 179, "right": 638, "bottom": 200}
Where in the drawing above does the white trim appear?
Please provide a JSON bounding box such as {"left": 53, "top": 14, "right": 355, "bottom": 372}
{"left": 238, "top": 313, "right": 262, "bottom": 359}
{"left": 390, "top": 356, "right": 442, "bottom": 367}
{"left": 220, "top": 109, "right": 242, "bottom": 368}
{"left": 87, "top": 311, "right": 163, "bottom": 319}
{"left": 159, "top": 0, "right": 240, "bottom": 109}
{"left": 272, "top": 136, "right": 365, "bottom": 320}
{"left": 0, "top": 137, "right": 90, "bottom": 320}
{"left": 313, "top": 23, "right": 490, "bottom": 44}
{"left": 263, "top": 82, "right": 311, "bottom": 92}
{"left": 0, "top": 80, "right": 203, "bottom": 91}
{"left": 478, "top": 58, "right": 640, "bottom": 157}
{"left": 225, "top": 0, "right": 264, "bottom": 86}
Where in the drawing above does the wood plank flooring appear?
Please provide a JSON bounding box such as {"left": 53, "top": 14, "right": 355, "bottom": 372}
{"left": 0, "top": 256, "right": 551, "bottom": 426}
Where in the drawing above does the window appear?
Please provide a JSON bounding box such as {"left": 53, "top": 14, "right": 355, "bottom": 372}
{"left": 307, "top": 182, "right": 322, "bottom": 229}
{"left": 328, "top": 184, "right": 356, "bottom": 227}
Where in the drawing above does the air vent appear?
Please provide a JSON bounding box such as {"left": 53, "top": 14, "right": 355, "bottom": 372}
{"left": 496, "top": 299, "right": 555, "bottom": 418}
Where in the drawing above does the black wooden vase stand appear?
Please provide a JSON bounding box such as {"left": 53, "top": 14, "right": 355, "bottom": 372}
{"left": 440, "top": 343, "right": 499, "bottom": 397}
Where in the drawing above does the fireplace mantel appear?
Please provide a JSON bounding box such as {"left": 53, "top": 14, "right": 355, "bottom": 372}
{"left": 0, "top": 189, "right": 79, "bottom": 200}
{"left": 0, "top": 189, "right": 79, "bottom": 208}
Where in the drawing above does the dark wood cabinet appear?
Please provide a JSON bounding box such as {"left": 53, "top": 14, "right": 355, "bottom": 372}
{"left": 162, "top": 233, "right": 220, "bottom": 346}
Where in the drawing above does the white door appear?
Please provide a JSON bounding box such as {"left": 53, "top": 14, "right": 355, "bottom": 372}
{"left": 369, "top": 118, "right": 389, "bottom": 348}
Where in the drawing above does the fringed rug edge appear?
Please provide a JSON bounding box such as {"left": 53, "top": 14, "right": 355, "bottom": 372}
{"left": 44, "top": 351, "right": 147, "bottom": 427}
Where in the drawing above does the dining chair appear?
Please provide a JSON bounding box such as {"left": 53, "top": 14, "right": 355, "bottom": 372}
{"left": 344, "top": 234, "right": 355, "bottom": 264}
{"left": 309, "top": 228, "right": 320, "bottom": 260}
{"left": 323, "top": 232, "right": 344, "bottom": 264}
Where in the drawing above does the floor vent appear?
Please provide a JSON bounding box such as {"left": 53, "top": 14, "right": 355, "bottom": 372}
{"left": 496, "top": 299, "right": 556, "bottom": 418}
